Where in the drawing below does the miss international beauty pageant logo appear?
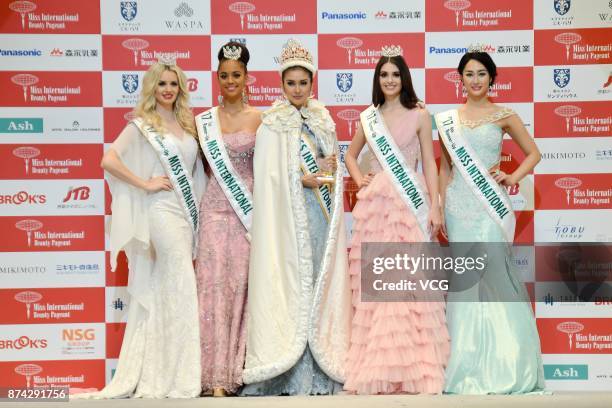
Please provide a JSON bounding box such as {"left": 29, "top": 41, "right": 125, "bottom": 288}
{"left": 8, "top": 0, "right": 37, "bottom": 29}
{"left": 554, "top": 105, "right": 581, "bottom": 132}
{"left": 336, "top": 37, "right": 363, "bottom": 64}
{"left": 15, "top": 219, "right": 43, "bottom": 247}
{"left": 11, "top": 74, "right": 39, "bottom": 102}
{"left": 336, "top": 109, "right": 361, "bottom": 138}
{"left": 229, "top": 2, "right": 255, "bottom": 30}
{"left": 12, "top": 146, "right": 40, "bottom": 174}
{"left": 554, "top": 177, "right": 582, "bottom": 205}
{"left": 15, "top": 363, "right": 42, "bottom": 388}
{"left": 444, "top": 70, "right": 463, "bottom": 99}
{"left": 444, "top": 0, "right": 471, "bottom": 27}
{"left": 557, "top": 321, "right": 583, "bottom": 350}
{"left": 122, "top": 38, "right": 149, "bottom": 66}
{"left": 14, "top": 290, "right": 42, "bottom": 319}
{"left": 554, "top": 32, "right": 582, "bottom": 60}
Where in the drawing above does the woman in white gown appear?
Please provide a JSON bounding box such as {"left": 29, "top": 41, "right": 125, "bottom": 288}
{"left": 73, "top": 59, "right": 205, "bottom": 398}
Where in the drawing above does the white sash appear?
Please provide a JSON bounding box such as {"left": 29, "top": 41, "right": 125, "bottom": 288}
{"left": 300, "top": 125, "right": 332, "bottom": 222}
{"left": 133, "top": 119, "right": 199, "bottom": 247}
{"left": 361, "top": 105, "right": 430, "bottom": 241}
{"left": 435, "top": 109, "right": 515, "bottom": 243}
{"left": 195, "top": 107, "right": 253, "bottom": 232}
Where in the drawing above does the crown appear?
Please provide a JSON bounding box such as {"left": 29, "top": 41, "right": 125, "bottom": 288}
{"left": 157, "top": 55, "right": 177, "bottom": 66}
{"left": 279, "top": 38, "right": 315, "bottom": 74}
{"left": 381, "top": 45, "right": 402, "bottom": 58}
{"left": 222, "top": 45, "right": 242, "bottom": 60}
{"left": 467, "top": 43, "right": 487, "bottom": 53}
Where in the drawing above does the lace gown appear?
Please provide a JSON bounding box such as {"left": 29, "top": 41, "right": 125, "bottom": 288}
{"left": 345, "top": 108, "right": 450, "bottom": 394}
{"left": 443, "top": 109, "right": 545, "bottom": 394}
{"left": 196, "top": 131, "right": 255, "bottom": 394}
{"left": 240, "top": 124, "right": 343, "bottom": 396}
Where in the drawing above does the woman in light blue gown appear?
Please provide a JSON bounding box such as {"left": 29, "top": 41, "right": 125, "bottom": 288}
{"left": 437, "top": 50, "right": 545, "bottom": 394}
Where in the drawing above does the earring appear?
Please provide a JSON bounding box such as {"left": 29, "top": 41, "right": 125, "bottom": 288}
{"left": 242, "top": 89, "right": 248, "bottom": 105}
{"left": 217, "top": 94, "right": 224, "bottom": 107}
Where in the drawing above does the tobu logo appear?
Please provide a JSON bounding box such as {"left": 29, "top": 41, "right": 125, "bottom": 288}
{"left": 62, "top": 328, "right": 95, "bottom": 341}
{"left": 120, "top": 1, "right": 138, "bottom": 22}
{"left": 554, "top": 0, "right": 571, "bottom": 16}
{"left": 229, "top": 2, "right": 256, "bottom": 30}
{"left": 14, "top": 363, "right": 43, "bottom": 388}
{"left": 62, "top": 186, "right": 90, "bottom": 202}
{"left": 336, "top": 73, "right": 353, "bottom": 93}
{"left": 0, "top": 335, "right": 47, "bottom": 349}
{"left": 122, "top": 74, "right": 139, "bottom": 94}
{"left": 8, "top": 0, "right": 37, "bottom": 30}
{"left": 554, "top": 68, "right": 571, "bottom": 88}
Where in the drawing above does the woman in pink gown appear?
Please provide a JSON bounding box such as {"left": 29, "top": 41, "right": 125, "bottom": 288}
{"left": 343, "top": 50, "right": 450, "bottom": 394}
{"left": 195, "top": 42, "right": 261, "bottom": 396}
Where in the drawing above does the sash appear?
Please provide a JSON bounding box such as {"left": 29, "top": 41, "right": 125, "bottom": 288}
{"left": 132, "top": 118, "right": 199, "bottom": 246}
{"left": 361, "top": 105, "right": 430, "bottom": 241}
{"left": 435, "top": 109, "right": 515, "bottom": 243}
{"left": 195, "top": 107, "right": 253, "bottom": 232}
{"left": 300, "top": 124, "right": 332, "bottom": 222}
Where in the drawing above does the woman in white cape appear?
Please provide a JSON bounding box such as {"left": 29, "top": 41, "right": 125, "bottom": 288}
{"left": 241, "top": 39, "right": 351, "bottom": 395}
{"left": 73, "top": 60, "right": 205, "bottom": 398}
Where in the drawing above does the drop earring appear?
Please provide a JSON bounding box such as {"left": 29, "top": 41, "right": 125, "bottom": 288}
{"left": 217, "top": 94, "right": 224, "bottom": 107}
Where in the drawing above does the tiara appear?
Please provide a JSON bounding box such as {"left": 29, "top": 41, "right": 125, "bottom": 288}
{"left": 381, "top": 45, "right": 402, "bottom": 58}
{"left": 467, "top": 43, "right": 487, "bottom": 53}
{"left": 157, "top": 55, "right": 176, "bottom": 66}
{"left": 223, "top": 45, "right": 242, "bottom": 60}
{"left": 279, "top": 38, "right": 315, "bottom": 74}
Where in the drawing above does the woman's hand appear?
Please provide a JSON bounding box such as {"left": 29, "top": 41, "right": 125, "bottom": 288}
{"left": 428, "top": 206, "right": 443, "bottom": 239}
{"left": 358, "top": 173, "right": 375, "bottom": 189}
{"left": 143, "top": 176, "right": 173, "bottom": 192}
{"left": 490, "top": 168, "right": 517, "bottom": 187}
{"left": 302, "top": 173, "right": 323, "bottom": 189}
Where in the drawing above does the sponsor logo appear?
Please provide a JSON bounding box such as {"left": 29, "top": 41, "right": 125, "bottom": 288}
{"left": 320, "top": 11, "right": 367, "bottom": 20}
{"left": 14, "top": 290, "right": 42, "bottom": 318}
{"left": 374, "top": 10, "right": 421, "bottom": 20}
{"left": 547, "top": 68, "right": 577, "bottom": 99}
{"left": 443, "top": 0, "right": 513, "bottom": 28}
{"left": 12, "top": 146, "right": 84, "bottom": 176}
{"left": 541, "top": 151, "right": 585, "bottom": 160}
{"left": 544, "top": 292, "right": 555, "bottom": 305}
{"left": 121, "top": 73, "right": 139, "bottom": 94}
{"left": 336, "top": 109, "right": 361, "bottom": 138}
{"left": 229, "top": 2, "right": 256, "bottom": 30}
{"left": 14, "top": 363, "right": 43, "bottom": 388}
{"left": 61, "top": 327, "right": 98, "bottom": 356}
{"left": 120, "top": 1, "right": 138, "bottom": 22}
{"left": 0, "top": 264, "right": 46, "bottom": 276}
{"left": 62, "top": 328, "right": 95, "bottom": 341}
{"left": 111, "top": 297, "right": 127, "bottom": 311}
{"left": 165, "top": 2, "right": 204, "bottom": 31}
{"left": 336, "top": 72, "right": 353, "bottom": 93}
{"left": 550, "top": 0, "right": 574, "bottom": 26}
{"left": 554, "top": 68, "right": 571, "bottom": 88}
{"left": 14, "top": 219, "right": 86, "bottom": 249}
{"left": 0, "top": 335, "right": 48, "bottom": 350}
{"left": 596, "top": 149, "right": 612, "bottom": 160}
{"left": 186, "top": 77, "right": 198, "bottom": 92}
{"left": 47, "top": 48, "right": 98, "bottom": 58}
{"left": 555, "top": 321, "right": 612, "bottom": 352}
{"left": 0, "top": 118, "right": 43, "bottom": 133}
{"left": 544, "top": 364, "right": 588, "bottom": 380}
{"left": 0, "top": 48, "right": 42, "bottom": 56}
{"left": 554, "top": 0, "right": 571, "bottom": 16}
{"left": 551, "top": 218, "right": 584, "bottom": 240}
{"left": 228, "top": 1, "right": 296, "bottom": 31}
{"left": 598, "top": 71, "right": 612, "bottom": 96}
{"left": 0, "top": 191, "right": 46, "bottom": 205}
{"left": 9, "top": 0, "right": 81, "bottom": 31}
{"left": 10, "top": 73, "right": 83, "bottom": 104}
{"left": 336, "top": 37, "right": 363, "bottom": 64}
{"left": 62, "top": 186, "right": 90, "bottom": 203}
{"left": 50, "top": 48, "right": 63, "bottom": 56}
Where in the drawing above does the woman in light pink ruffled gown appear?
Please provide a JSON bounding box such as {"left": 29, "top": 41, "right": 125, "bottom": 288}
{"left": 343, "top": 53, "right": 449, "bottom": 394}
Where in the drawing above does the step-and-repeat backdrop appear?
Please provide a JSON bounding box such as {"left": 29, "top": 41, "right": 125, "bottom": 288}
{"left": 0, "top": 0, "right": 611, "bottom": 392}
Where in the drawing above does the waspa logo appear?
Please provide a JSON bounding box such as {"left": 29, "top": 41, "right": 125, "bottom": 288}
{"left": 122, "top": 74, "right": 139, "bottom": 94}
{"left": 336, "top": 73, "right": 353, "bottom": 93}
{"left": 554, "top": 0, "right": 571, "bottom": 16}
{"left": 122, "top": 38, "right": 149, "bottom": 66}
{"left": 174, "top": 2, "right": 194, "bottom": 17}
{"left": 14, "top": 363, "right": 43, "bottom": 388}
{"left": 120, "top": 1, "right": 138, "bottom": 22}
{"left": 557, "top": 321, "right": 583, "bottom": 349}
{"left": 336, "top": 37, "right": 363, "bottom": 64}
{"left": 8, "top": 0, "right": 37, "bottom": 30}
{"left": 554, "top": 177, "right": 582, "bottom": 205}
{"left": 11, "top": 73, "right": 39, "bottom": 102}
{"left": 444, "top": 0, "right": 471, "bottom": 27}
{"left": 229, "top": 2, "right": 255, "bottom": 30}
{"left": 15, "top": 219, "right": 43, "bottom": 247}
{"left": 554, "top": 68, "right": 571, "bottom": 88}
{"left": 14, "top": 290, "right": 42, "bottom": 319}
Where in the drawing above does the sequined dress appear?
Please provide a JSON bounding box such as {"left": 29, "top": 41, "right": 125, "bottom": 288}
{"left": 443, "top": 108, "right": 545, "bottom": 394}
{"left": 196, "top": 131, "right": 255, "bottom": 394}
{"left": 345, "top": 108, "right": 450, "bottom": 394}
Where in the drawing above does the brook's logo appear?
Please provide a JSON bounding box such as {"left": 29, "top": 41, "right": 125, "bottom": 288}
{"left": 63, "top": 186, "right": 90, "bottom": 202}
{"left": 229, "top": 2, "right": 255, "bottom": 30}
{"left": 336, "top": 73, "right": 353, "bottom": 93}
{"left": 0, "top": 335, "right": 47, "bottom": 350}
{"left": 554, "top": 69, "right": 571, "bottom": 88}
{"left": 122, "top": 74, "right": 139, "bottom": 94}
{"left": 554, "top": 0, "right": 571, "bottom": 16}
{"left": 8, "top": 0, "right": 37, "bottom": 30}
{"left": 120, "top": 1, "right": 137, "bottom": 21}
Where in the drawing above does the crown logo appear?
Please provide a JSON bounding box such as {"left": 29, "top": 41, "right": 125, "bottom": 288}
{"left": 157, "top": 55, "right": 177, "bottom": 66}
{"left": 279, "top": 38, "right": 315, "bottom": 73}
{"left": 381, "top": 45, "right": 402, "bottom": 58}
{"left": 223, "top": 45, "right": 242, "bottom": 60}
{"left": 467, "top": 43, "right": 487, "bottom": 53}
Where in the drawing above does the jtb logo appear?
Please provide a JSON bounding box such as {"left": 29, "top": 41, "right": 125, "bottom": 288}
{"left": 62, "top": 186, "right": 90, "bottom": 202}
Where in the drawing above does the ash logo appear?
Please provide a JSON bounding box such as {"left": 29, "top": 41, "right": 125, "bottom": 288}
{"left": 554, "top": 0, "right": 571, "bottom": 16}
{"left": 14, "top": 363, "right": 42, "bottom": 388}
{"left": 336, "top": 73, "right": 353, "bottom": 93}
{"left": 62, "top": 186, "right": 90, "bottom": 202}
{"left": 122, "top": 74, "right": 139, "bottom": 94}
{"left": 8, "top": 1, "right": 38, "bottom": 30}
{"left": 120, "top": 1, "right": 138, "bottom": 21}
{"left": 554, "top": 69, "right": 571, "bottom": 88}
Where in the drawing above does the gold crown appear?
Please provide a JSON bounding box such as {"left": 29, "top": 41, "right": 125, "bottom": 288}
{"left": 279, "top": 38, "right": 315, "bottom": 74}
{"left": 222, "top": 45, "right": 242, "bottom": 60}
{"left": 381, "top": 45, "right": 402, "bottom": 58}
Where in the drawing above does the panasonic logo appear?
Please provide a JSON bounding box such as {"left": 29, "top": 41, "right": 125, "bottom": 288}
{"left": 429, "top": 46, "right": 469, "bottom": 54}
{"left": 321, "top": 12, "right": 367, "bottom": 20}
{"left": 0, "top": 49, "right": 43, "bottom": 56}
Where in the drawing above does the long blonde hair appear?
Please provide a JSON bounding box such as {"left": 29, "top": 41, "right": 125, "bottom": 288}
{"left": 134, "top": 62, "right": 196, "bottom": 137}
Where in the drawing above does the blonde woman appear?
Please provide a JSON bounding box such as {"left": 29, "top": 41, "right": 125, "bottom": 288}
{"left": 74, "top": 59, "right": 206, "bottom": 399}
